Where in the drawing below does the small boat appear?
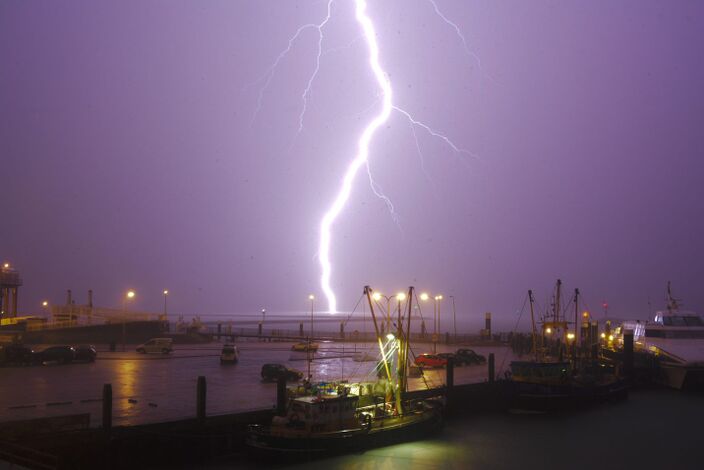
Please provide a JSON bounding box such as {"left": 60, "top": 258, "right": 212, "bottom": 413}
{"left": 291, "top": 342, "right": 319, "bottom": 352}
{"left": 246, "top": 286, "right": 443, "bottom": 457}
{"left": 352, "top": 351, "right": 377, "bottom": 362}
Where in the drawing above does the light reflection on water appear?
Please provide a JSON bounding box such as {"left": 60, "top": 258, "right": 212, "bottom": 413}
{"left": 260, "top": 389, "right": 702, "bottom": 470}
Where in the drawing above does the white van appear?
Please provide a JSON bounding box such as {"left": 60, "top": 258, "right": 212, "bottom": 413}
{"left": 136, "top": 338, "right": 173, "bottom": 354}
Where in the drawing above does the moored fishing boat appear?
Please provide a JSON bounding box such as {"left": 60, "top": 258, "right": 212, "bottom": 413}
{"left": 507, "top": 285, "right": 628, "bottom": 411}
{"left": 246, "top": 286, "right": 443, "bottom": 457}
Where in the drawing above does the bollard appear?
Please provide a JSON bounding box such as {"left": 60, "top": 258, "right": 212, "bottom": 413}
{"left": 102, "top": 383, "right": 112, "bottom": 431}
{"left": 623, "top": 330, "right": 634, "bottom": 383}
{"left": 340, "top": 322, "right": 345, "bottom": 339}
{"left": 488, "top": 353, "right": 495, "bottom": 382}
{"left": 445, "top": 356, "right": 454, "bottom": 413}
{"left": 276, "top": 376, "right": 287, "bottom": 415}
{"left": 299, "top": 322, "right": 304, "bottom": 337}
{"left": 196, "top": 376, "right": 207, "bottom": 422}
{"left": 446, "top": 357, "right": 454, "bottom": 389}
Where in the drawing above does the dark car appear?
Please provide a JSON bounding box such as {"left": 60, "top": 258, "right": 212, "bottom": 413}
{"left": 455, "top": 348, "right": 486, "bottom": 365}
{"left": 74, "top": 345, "right": 97, "bottom": 362}
{"left": 0, "top": 344, "right": 35, "bottom": 366}
{"left": 36, "top": 346, "right": 76, "bottom": 365}
{"left": 261, "top": 363, "right": 303, "bottom": 382}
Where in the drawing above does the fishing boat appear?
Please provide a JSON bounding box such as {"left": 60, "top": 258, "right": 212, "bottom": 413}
{"left": 246, "top": 286, "right": 443, "bottom": 456}
{"left": 507, "top": 284, "right": 628, "bottom": 411}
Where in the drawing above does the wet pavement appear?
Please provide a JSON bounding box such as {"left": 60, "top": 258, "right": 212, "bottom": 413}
{"left": 0, "top": 341, "right": 516, "bottom": 427}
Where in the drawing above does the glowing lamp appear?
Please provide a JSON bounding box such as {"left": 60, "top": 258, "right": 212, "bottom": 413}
{"left": 567, "top": 333, "right": 575, "bottom": 340}
{"left": 420, "top": 293, "right": 429, "bottom": 301}
{"left": 126, "top": 290, "right": 136, "bottom": 299}
{"left": 545, "top": 327, "right": 552, "bottom": 334}
{"left": 600, "top": 332, "right": 606, "bottom": 339}
{"left": 163, "top": 290, "right": 169, "bottom": 295}
{"left": 373, "top": 292, "right": 382, "bottom": 301}
{"left": 42, "top": 301, "right": 49, "bottom": 307}
{"left": 386, "top": 333, "right": 395, "bottom": 341}
{"left": 397, "top": 292, "right": 406, "bottom": 301}
{"left": 308, "top": 294, "right": 315, "bottom": 300}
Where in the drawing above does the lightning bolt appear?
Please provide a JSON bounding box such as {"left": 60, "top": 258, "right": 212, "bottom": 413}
{"left": 320, "top": 0, "right": 393, "bottom": 313}
{"left": 250, "top": 1, "right": 478, "bottom": 314}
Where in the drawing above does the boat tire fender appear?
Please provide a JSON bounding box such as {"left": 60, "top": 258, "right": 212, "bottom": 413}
{"left": 363, "top": 413, "right": 372, "bottom": 430}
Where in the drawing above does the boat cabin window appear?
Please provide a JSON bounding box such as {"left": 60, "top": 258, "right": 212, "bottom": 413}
{"left": 662, "top": 315, "right": 703, "bottom": 327}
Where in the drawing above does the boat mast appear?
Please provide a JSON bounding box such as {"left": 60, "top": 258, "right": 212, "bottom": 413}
{"left": 528, "top": 290, "right": 538, "bottom": 361}
{"left": 364, "top": 286, "right": 394, "bottom": 385}
{"left": 573, "top": 288, "right": 579, "bottom": 372}
{"left": 555, "top": 279, "right": 563, "bottom": 343}
{"left": 667, "top": 281, "right": 679, "bottom": 312}
{"left": 404, "top": 286, "right": 413, "bottom": 394}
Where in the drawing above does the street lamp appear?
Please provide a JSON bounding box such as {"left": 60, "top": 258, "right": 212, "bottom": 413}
{"left": 123, "top": 290, "right": 136, "bottom": 351}
{"left": 41, "top": 300, "right": 49, "bottom": 307}
{"left": 450, "top": 295, "right": 457, "bottom": 340}
{"left": 434, "top": 295, "right": 443, "bottom": 353}
{"left": 371, "top": 292, "right": 404, "bottom": 335}
{"left": 163, "top": 290, "right": 169, "bottom": 317}
{"left": 308, "top": 295, "right": 315, "bottom": 338}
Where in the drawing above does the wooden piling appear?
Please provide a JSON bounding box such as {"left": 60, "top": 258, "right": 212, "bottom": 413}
{"left": 196, "top": 376, "right": 206, "bottom": 422}
{"left": 623, "top": 330, "right": 634, "bottom": 383}
{"left": 276, "top": 376, "right": 287, "bottom": 415}
{"left": 488, "top": 353, "right": 495, "bottom": 382}
{"left": 102, "top": 383, "right": 112, "bottom": 432}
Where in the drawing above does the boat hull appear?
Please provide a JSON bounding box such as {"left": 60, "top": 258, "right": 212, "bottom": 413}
{"left": 246, "top": 406, "right": 443, "bottom": 457}
{"left": 506, "top": 378, "right": 629, "bottom": 411}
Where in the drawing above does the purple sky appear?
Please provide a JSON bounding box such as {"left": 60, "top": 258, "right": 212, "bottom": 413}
{"left": 2, "top": 1, "right": 703, "bottom": 331}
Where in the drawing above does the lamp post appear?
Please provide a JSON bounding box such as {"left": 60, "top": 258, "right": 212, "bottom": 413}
{"left": 162, "top": 290, "right": 169, "bottom": 318}
{"left": 450, "top": 295, "right": 457, "bottom": 340}
{"left": 372, "top": 292, "right": 404, "bottom": 336}
{"left": 434, "top": 295, "right": 443, "bottom": 352}
{"left": 123, "top": 290, "right": 135, "bottom": 352}
{"left": 308, "top": 295, "right": 315, "bottom": 339}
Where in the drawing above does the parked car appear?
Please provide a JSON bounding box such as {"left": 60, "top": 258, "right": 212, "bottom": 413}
{"left": 261, "top": 363, "right": 303, "bottom": 382}
{"left": 136, "top": 338, "right": 173, "bottom": 354}
{"left": 36, "top": 346, "right": 76, "bottom": 365}
{"left": 0, "top": 344, "right": 35, "bottom": 366}
{"left": 74, "top": 345, "right": 97, "bottom": 362}
{"left": 414, "top": 353, "right": 447, "bottom": 368}
{"left": 455, "top": 348, "right": 486, "bottom": 365}
{"left": 220, "top": 344, "right": 239, "bottom": 364}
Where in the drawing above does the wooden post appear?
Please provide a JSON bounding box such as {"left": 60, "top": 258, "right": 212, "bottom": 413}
{"left": 196, "top": 376, "right": 206, "bottom": 422}
{"left": 488, "top": 353, "right": 495, "bottom": 382}
{"left": 340, "top": 322, "right": 345, "bottom": 339}
{"left": 623, "top": 330, "right": 634, "bottom": 383}
{"left": 102, "top": 383, "right": 112, "bottom": 432}
{"left": 276, "top": 376, "right": 287, "bottom": 415}
{"left": 445, "top": 356, "right": 454, "bottom": 413}
{"left": 446, "top": 356, "right": 454, "bottom": 389}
